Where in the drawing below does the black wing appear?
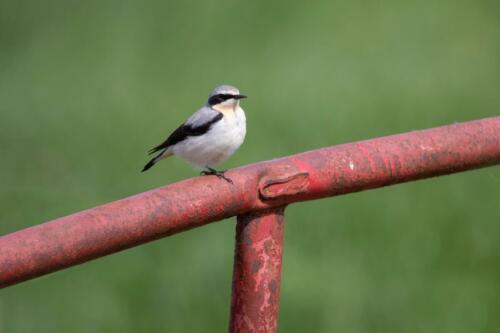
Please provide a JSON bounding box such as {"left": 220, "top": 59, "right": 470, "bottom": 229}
{"left": 148, "top": 112, "right": 223, "bottom": 155}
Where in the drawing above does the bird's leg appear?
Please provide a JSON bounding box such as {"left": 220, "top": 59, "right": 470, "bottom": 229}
{"left": 201, "top": 167, "right": 233, "bottom": 184}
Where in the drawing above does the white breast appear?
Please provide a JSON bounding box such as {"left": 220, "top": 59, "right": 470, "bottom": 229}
{"left": 172, "top": 107, "right": 246, "bottom": 170}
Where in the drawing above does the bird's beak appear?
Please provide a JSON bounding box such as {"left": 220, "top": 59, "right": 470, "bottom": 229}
{"left": 234, "top": 94, "right": 247, "bottom": 100}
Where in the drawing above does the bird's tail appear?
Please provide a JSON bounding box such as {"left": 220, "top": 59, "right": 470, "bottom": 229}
{"left": 141, "top": 150, "right": 172, "bottom": 172}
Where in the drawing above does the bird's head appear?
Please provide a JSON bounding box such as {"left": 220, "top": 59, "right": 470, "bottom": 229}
{"left": 207, "top": 85, "right": 247, "bottom": 112}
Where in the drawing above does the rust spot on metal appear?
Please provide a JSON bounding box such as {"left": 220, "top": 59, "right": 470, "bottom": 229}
{"left": 268, "top": 279, "right": 277, "bottom": 293}
{"left": 252, "top": 259, "right": 262, "bottom": 274}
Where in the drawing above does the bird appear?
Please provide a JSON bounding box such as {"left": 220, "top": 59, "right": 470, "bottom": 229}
{"left": 142, "top": 85, "right": 247, "bottom": 183}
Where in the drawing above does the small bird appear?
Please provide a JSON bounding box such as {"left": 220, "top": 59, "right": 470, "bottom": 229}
{"left": 142, "top": 85, "right": 247, "bottom": 183}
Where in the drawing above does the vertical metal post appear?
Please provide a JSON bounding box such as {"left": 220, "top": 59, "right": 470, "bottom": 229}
{"left": 229, "top": 207, "right": 286, "bottom": 333}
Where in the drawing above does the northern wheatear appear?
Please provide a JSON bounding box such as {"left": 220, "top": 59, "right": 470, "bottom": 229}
{"left": 142, "top": 85, "right": 247, "bottom": 183}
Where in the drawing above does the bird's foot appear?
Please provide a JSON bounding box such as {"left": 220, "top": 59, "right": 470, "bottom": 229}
{"left": 201, "top": 168, "right": 233, "bottom": 184}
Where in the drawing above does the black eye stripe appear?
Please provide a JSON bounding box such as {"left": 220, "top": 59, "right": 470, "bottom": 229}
{"left": 208, "top": 93, "right": 235, "bottom": 105}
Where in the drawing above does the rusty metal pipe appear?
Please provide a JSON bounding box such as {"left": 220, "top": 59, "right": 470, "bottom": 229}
{"left": 229, "top": 208, "right": 285, "bottom": 333}
{"left": 1, "top": 116, "right": 499, "bottom": 287}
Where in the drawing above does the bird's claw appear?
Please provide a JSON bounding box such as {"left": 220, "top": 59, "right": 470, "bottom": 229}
{"left": 201, "top": 168, "right": 233, "bottom": 184}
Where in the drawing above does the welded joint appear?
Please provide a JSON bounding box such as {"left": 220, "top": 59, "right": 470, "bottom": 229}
{"left": 258, "top": 165, "right": 310, "bottom": 201}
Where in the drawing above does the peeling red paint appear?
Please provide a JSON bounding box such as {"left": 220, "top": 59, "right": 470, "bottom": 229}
{"left": 230, "top": 208, "right": 285, "bottom": 333}
{"left": 0, "top": 116, "right": 499, "bottom": 290}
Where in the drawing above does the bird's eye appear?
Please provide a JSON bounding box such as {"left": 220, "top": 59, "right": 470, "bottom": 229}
{"left": 209, "top": 94, "right": 233, "bottom": 105}
{"left": 209, "top": 95, "right": 223, "bottom": 105}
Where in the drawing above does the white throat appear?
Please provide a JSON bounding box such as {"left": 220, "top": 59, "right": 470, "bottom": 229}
{"left": 212, "top": 100, "right": 239, "bottom": 113}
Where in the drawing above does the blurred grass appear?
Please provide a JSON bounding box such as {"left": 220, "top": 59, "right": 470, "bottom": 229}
{"left": 1, "top": 0, "right": 499, "bottom": 332}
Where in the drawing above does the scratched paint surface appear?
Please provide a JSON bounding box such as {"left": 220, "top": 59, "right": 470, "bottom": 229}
{"left": 229, "top": 208, "right": 285, "bottom": 333}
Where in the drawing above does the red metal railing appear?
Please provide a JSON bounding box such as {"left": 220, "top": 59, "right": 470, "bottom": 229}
{"left": 1, "top": 116, "right": 499, "bottom": 332}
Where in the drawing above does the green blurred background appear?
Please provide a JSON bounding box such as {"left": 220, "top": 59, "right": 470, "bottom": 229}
{"left": 1, "top": 0, "right": 499, "bottom": 332}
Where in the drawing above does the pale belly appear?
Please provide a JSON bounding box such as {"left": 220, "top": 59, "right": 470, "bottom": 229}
{"left": 172, "top": 109, "right": 246, "bottom": 169}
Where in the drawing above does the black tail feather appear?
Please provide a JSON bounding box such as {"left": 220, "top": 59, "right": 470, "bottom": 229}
{"left": 142, "top": 156, "right": 158, "bottom": 172}
{"left": 148, "top": 146, "right": 161, "bottom": 155}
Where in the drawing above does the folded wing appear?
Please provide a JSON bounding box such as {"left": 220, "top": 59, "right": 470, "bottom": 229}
{"left": 148, "top": 107, "right": 223, "bottom": 155}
